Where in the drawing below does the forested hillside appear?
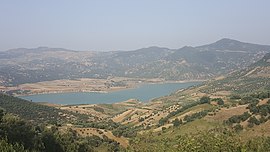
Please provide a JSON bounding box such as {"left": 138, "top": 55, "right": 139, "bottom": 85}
{"left": 0, "top": 109, "right": 121, "bottom": 152}
{"left": 0, "top": 93, "right": 89, "bottom": 124}
{"left": 1, "top": 39, "right": 269, "bottom": 86}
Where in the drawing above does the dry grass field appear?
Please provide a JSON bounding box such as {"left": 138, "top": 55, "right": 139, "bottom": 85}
{"left": 205, "top": 105, "right": 248, "bottom": 122}
{"left": 18, "top": 78, "right": 131, "bottom": 95}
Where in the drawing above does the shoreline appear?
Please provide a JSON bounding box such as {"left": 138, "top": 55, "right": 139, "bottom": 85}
{"left": 15, "top": 85, "right": 134, "bottom": 97}
{"left": 13, "top": 79, "right": 205, "bottom": 97}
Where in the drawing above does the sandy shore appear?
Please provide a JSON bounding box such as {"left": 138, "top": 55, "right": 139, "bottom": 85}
{"left": 3, "top": 77, "right": 204, "bottom": 96}
{"left": 6, "top": 77, "right": 162, "bottom": 96}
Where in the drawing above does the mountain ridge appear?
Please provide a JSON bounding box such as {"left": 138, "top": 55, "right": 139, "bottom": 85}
{"left": 3, "top": 38, "right": 269, "bottom": 53}
{"left": 0, "top": 38, "right": 270, "bottom": 86}
{"left": 197, "top": 38, "right": 270, "bottom": 52}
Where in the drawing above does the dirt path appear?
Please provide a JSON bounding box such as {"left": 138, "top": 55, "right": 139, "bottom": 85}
{"left": 112, "top": 109, "right": 135, "bottom": 123}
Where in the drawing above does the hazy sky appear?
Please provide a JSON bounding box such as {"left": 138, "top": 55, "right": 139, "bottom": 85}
{"left": 1, "top": 0, "right": 270, "bottom": 51}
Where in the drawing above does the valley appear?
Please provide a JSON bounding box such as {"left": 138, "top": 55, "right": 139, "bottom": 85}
{"left": 1, "top": 39, "right": 270, "bottom": 151}
{"left": 2, "top": 0, "right": 270, "bottom": 151}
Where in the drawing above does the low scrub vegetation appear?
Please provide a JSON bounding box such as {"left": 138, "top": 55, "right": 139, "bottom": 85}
{"left": 127, "top": 129, "right": 270, "bottom": 152}
{"left": 158, "top": 96, "right": 211, "bottom": 126}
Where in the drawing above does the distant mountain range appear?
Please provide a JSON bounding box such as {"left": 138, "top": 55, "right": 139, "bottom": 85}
{"left": 0, "top": 38, "right": 270, "bottom": 86}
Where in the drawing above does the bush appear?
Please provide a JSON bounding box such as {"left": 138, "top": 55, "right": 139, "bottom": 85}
{"left": 112, "top": 125, "right": 137, "bottom": 138}
{"left": 172, "top": 118, "right": 182, "bottom": 127}
{"left": 233, "top": 124, "right": 243, "bottom": 132}
{"left": 0, "top": 111, "right": 120, "bottom": 152}
{"left": 0, "top": 139, "right": 26, "bottom": 152}
{"left": 248, "top": 116, "right": 260, "bottom": 126}
{"left": 158, "top": 100, "right": 207, "bottom": 126}
{"left": 230, "top": 95, "right": 241, "bottom": 100}
{"left": 138, "top": 117, "right": 144, "bottom": 122}
{"left": 226, "top": 112, "right": 251, "bottom": 125}
{"left": 212, "top": 98, "right": 225, "bottom": 105}
{"left": 200, "top": 96, "right": 211, "bottom": 104}
{"left": 128, "top": 129, "right": 249, "bottom": 151}
{"left": 161, "top": 127, "right": 166, "bottom": 131}
{"left": 239, "top": 96, "right": 259, "bottom": 105}
{"left": 183, "top": 110, "right": 208, "bottom": 122}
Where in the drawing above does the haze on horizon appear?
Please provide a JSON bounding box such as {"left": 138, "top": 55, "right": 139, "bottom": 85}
{"left": 1, "top": 0, "right": 270, "bottom": 52}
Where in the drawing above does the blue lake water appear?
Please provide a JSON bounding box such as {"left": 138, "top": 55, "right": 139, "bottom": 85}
{"left": 20, "top": 82, "right": 201, "bottom": 105}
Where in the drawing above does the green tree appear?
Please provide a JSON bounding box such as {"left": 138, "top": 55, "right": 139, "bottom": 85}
{"left": 0, "top": 108, "right": 4, "bottom": 122}
{"left": 138, "top": 117, "right": 144, "bottom": 122}
{"left": 200, "top": 96, "right": 211, "bottom": 104}
{"left": 0, "top": 114, "right": 43, "bottom": 150}
{"left": 0, "top": 139, "right": 26, "bottom": 152}
{"left": 41, "top": 130, "right": 63, "bottom": 152}
{"left": 248, "top": 116, "right": 260, "bottom": 126}
{"left": 161, "top": 127, "right": 166, "bottom": 132}
{"left": 217, "top": 98, "right": 224, "bottom": 105}
{"left": 173, "top": 118, "right": 182, "bottom": 127}
{"left": 233, "top": 124, "right": 243, "bottom": 132}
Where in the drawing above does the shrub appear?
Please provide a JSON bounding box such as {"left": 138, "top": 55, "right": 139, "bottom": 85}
{"left": 172, "top": 118, "right": 182, "bottom": 127}
{"left": 200, "top": 96, "right": 211, "bottom": 104}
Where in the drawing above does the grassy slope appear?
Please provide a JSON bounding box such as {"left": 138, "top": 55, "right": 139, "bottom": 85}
{"left": 123, "top": 53, "right": 270, "bottom": 150}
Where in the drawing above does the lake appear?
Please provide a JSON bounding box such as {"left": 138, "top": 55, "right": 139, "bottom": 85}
{"left": 20, "top": 82, "right": 201, "bottom": 105}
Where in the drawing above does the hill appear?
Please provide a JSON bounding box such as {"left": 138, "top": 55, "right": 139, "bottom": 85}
{"left": 0, "top": 93, "right": 90, "bottom": 124}
{"left": 92, "top": 52, "right": 270, "bottom": 151}
{"left": 118, "top": 53, "right": 270, "bottom": 151}
{"left": 0, "top": 93, "right": 134, "bottom": 150}
{"left": 1, "top": 38, "right": 270, "bottom": 86}
{"left": 1, "top": 53, "right": 270, "bottom": 151}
